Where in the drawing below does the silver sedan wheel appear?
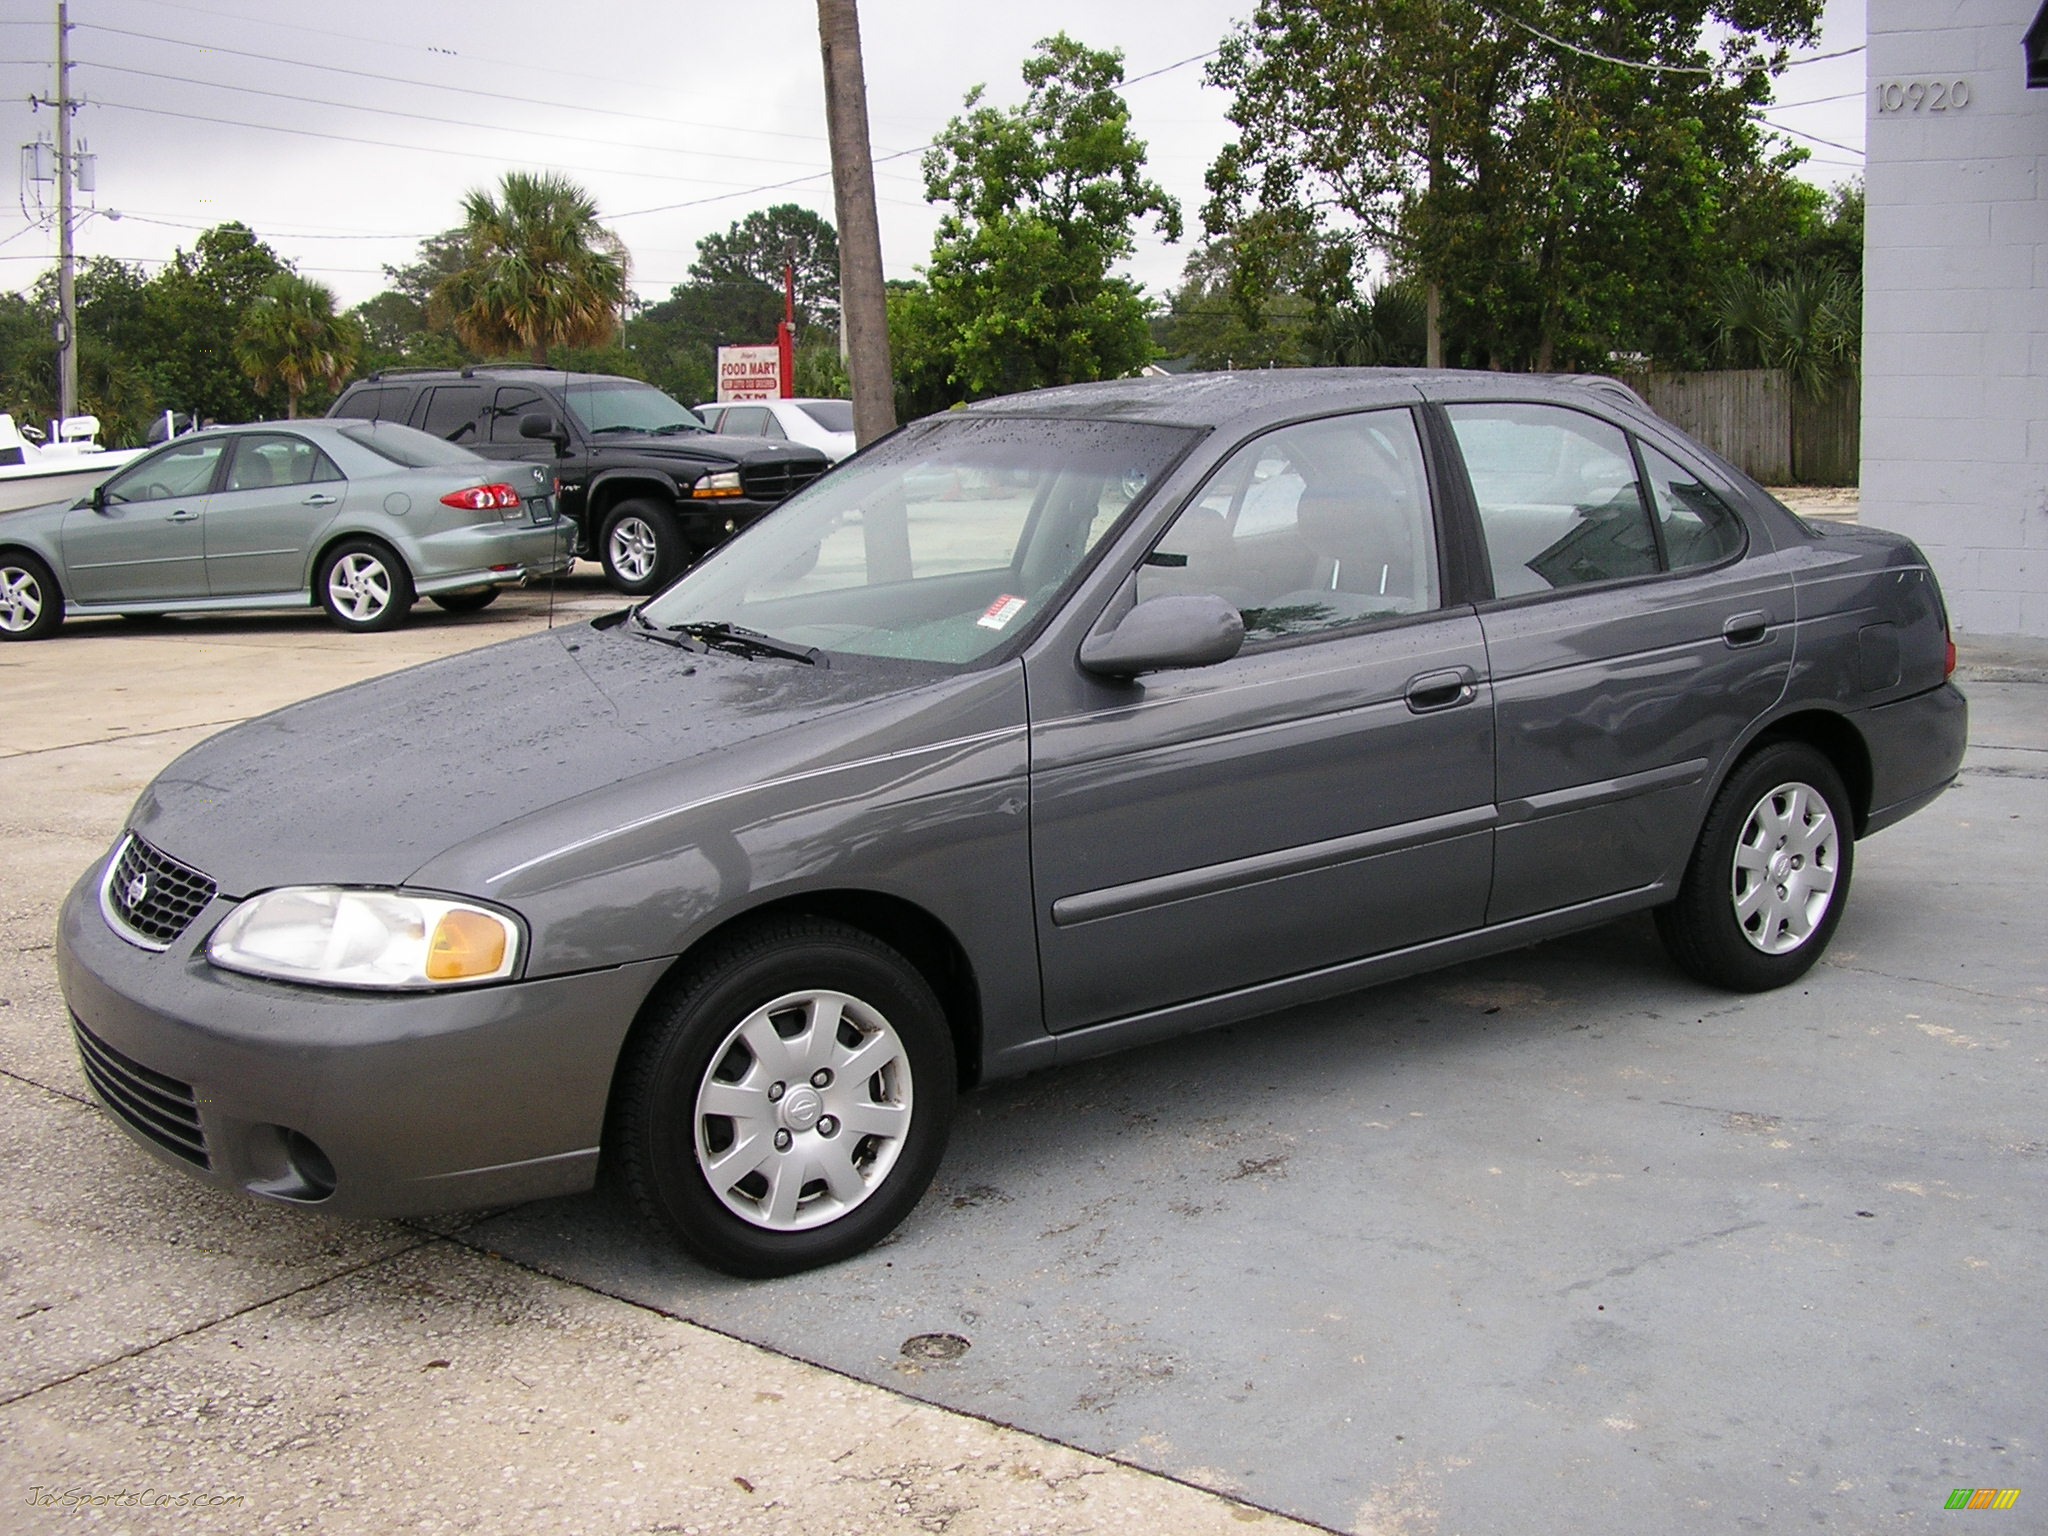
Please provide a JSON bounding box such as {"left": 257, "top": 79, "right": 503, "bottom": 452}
{"left": 0, "top": 564, "right": 45, "bottom": 633}
{"left": 1731, "top": 780, "right": 1840, "bottom": 954}
{"left": 326, "top": 551, "right": 394, "bottom": 623}
{"left": 693, "top": 988, "right": 914, "bottom": 1233}
{"left": 607, "top": 515, "right": 659, "bottom": 585}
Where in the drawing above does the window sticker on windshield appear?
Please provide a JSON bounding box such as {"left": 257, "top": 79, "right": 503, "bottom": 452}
{"left": 977, "top": 595, "right": 1028, "bottom": 631}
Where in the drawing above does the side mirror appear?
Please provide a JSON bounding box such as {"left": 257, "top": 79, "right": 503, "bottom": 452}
{"left": 1078, "top": 593, "right": 1244, "bottom": 679}
{"left": 519, "top": 412, "right": 570, "bottom": 451}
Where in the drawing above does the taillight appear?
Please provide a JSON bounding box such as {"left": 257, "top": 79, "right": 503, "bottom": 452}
{"left": 440, "top": 483, "right": 523, "bottom": 512}
{"left": 1945, "top": 629, "right": 1957, "bottom": 678}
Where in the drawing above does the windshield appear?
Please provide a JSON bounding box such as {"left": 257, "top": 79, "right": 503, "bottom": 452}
{"left": 561, "top": 381, "right": 704, "bottom": 435}
{"left": 796, "top": 400, "right": 854, "bottom": 433}
{"left": 641, "top": 414, "right": 1199, "bottom": 665}
{"left": 337, "top": 421, "right": 483, "bottom": 468}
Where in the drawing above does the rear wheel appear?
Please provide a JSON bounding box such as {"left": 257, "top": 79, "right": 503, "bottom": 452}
{"left": 430, "top": 587, "right": 500, "bottom": 614}
{"left": 316, "top": 539, "right": 414, "bottom": 633}
{"left": 0, "top": 551, "right": 62, "bottom": 641}
{"left": 1656, "top": 742, "right": 1854, "bottom": 991}
{"left": 599, "top": 499, "right": 686, "bottom": 595}
{"left": 613, "top": 918, "right": 956, "bottom": 1277}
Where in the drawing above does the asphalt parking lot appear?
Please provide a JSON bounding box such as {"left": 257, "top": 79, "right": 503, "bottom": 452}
{"left": 2, "top": 570, "right": 2041, "bottom": 1534}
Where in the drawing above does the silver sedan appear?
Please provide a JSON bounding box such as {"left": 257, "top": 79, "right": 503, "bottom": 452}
{"left": 0, "top": 419, "right": 574, "bottom": 640}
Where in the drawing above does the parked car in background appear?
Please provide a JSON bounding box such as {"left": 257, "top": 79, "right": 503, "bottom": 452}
{"left": 331, "top": 369, "right": 831, "bottom": 594}
{"left": 0, "top": 412, "right": 143, "bottom": 516}
{"left": 57, "top": 370, "right": 1964, "bottom": 1278}
{"left": 696, "top": 398, "right": 857, "bottom": 462}
{"left": 0, "top": 419, "right": 571, "bottom": 640}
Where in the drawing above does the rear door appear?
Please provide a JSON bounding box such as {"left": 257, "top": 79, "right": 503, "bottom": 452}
{"left": 1441, "top": 401, "right": 1791, "bottom": 920}
{"left": 1027, "top": 407, "right": 1496, "bottom": 1032}
{"left": 204, "top": 432, "right": 347, "bottom": 596}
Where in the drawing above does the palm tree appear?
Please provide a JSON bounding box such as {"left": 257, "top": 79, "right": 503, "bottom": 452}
{"left": 235, "top": 273, "right": 362, "bottom": 419}
{"left": 433, "top": 172, "right": 630, "bottom": 364}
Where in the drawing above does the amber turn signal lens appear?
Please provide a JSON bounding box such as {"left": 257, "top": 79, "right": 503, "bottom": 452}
{"left": 426, "top": 909, "right": 509, "bottom": 981}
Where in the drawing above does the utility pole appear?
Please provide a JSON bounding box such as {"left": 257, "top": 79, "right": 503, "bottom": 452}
{"left": 52, "top": 0, "right": 77, "bottom": 421}
{"left": 816, "top": 0, "right": 895, "bottom": 446}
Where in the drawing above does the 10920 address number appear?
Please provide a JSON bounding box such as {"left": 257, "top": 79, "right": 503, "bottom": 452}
{"left": 1875, "top": 79, "right": 1972, "bottom": 114}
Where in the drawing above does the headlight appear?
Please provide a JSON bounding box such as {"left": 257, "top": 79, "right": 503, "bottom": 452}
{"left": 207, "top": 888, "right": 521, "bottom": 989}
{"left": 691, "top": 470, "right": 743, "bottom": 499}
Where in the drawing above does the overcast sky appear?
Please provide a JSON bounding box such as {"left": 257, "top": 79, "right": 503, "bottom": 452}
{"left": 0, "top": 0, "right": 1868, "bottom": 313}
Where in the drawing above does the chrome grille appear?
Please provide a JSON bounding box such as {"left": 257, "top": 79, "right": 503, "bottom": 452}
{"left": 741, "top": 459, "right": 829, "bottom": 503}
{"left": 102, "top": 834, "right": 217, "bottom": 950}
{"left": 72, "top": 1016, "right": 209, "bottom": 1169}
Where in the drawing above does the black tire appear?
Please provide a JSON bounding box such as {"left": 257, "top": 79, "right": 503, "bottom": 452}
{"left": 1655, "top": 741, "right": 1855, "bottom": 991}
{"left": 430, "top": 587, "right": 501, "bottom": 614}
{"left": 612, "top": 917, "right": 956, "bottom": 1277}
{"left": 0, "top": 550, "right": 63, "bottom": 641}
{"left": 316, "top": 538, "right": 415, "bottom": 633}
{"left": 598, "top": 499, "right": 686, "bottom": 596}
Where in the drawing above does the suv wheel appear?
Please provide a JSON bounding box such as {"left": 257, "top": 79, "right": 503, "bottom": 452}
{"left": 600, "top": 499, "right": 686, "bottom": 596}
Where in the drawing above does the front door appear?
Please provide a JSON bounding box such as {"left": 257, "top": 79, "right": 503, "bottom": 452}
{"left": 59, "top": 435, "right": 226, "bottom": 603}
{"left": 1027, "top": 407, "right": 1497, "bottom": 1032}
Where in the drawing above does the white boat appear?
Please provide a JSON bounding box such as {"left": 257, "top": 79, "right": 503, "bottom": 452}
{"left": 0, "top": 413, "right": 143, "bottom": 515}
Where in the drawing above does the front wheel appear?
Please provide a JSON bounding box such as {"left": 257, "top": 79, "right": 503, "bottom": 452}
{"left": 1655, "top": 742, "right": 1855, "bottom": 991}
{"left": 599, "top": 500, "right": 686, "bottom": 596}
{"left": 317, "top": 539, "right": 415, "bottom": 633}
{"left": 612, "top": 918, "right": 956, "bottom": 1277}
{"left": 0, "top": 551, "right": 63, "bottom": 641}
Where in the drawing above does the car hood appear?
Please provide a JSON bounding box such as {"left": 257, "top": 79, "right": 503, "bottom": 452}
{"left": 125, "top": 622, "right": 947, "bottom": 898}
{"left": 596, "top": 435, "right": 824, "bottom": 468}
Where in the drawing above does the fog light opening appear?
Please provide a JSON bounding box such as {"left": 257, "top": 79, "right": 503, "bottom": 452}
{"left": 281, "top": 1129, "right": 337, "bottom": 1200}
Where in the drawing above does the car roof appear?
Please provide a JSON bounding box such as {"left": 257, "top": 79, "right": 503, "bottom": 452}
{"left": 957, "top": 368, "right": 1649, "bottom": 430}
{"left": 349, "top": 368, "right": 654, "bottom": 390}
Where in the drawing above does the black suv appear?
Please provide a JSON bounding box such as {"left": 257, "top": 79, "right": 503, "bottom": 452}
{"left": 328, "top": 368, "right": 832, "bottom": 594}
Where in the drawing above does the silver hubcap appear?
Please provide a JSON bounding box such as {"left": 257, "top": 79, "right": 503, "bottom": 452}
{"left": 327, "top": 552, "right": 392, "bottom": 622}
{"left": 693, "top": 989, "right": 913, "bottom": 1232}
{"left": 1732, "top": 780, "right": 1839, "bottom": 954}
{"left": 0, "top": 567, "right": 43, "bottom": 632}
{"left": 608, "top": 516, "right": 658, "bottom": 583}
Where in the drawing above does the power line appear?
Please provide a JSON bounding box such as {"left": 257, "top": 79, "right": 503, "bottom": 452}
{"left": 1472, "top": 5, "right": 1716, "bottom": 75}
{"left": 1756, "top": 118, "right": 1862, "bottom": 157}
{"left": 1767, "top": 88, "right": 1865, "bottom": 110}
{"left": 91, "top": 99, "right": 832, "bottom": 190}
{"left": 78, "top": 60, "right": 833, "bottom": 174}
{"left": 1782, "top": 44, "right": 1867, "bottom": 66}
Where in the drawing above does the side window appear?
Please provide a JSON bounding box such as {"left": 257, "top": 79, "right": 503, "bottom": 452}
{"left": 1447, "top": 404, "right": 1656, "bottom": 597}
{"left": 419, "top": 386, "right": 484, "bottom": 442}
{"left": 1638, "top": 442, "right": 1745, "bottom": 570}
{"left": 103, "top": 437, "right": 228, "bottom": 504}
{"left": 488, "top": 386, "right": 548, "bottom": 445}
{"left": 697, "top": 406, "right": 725, "bottom": 430}
{"left": 331, "top": 387, "right": 401, "bottom": 421}
{"left": 1136, "top": 408, "right": 1440, "bottom": 644}
{"left": 224, "top": 433, "right": 343, "bottom": 492}
{"left": 722, "top": 405, "right": 769, "bottom": 436}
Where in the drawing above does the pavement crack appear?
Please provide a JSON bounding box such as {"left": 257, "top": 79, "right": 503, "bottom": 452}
{"left": 1559, "top": 1219, "right": 1767, "bottom": 1295}
{"left": 0, "top": 1236, "right": 439, "bottom": 1410}
{"left": 0, "top": 1062, "right": 93, "bottom": 1110}
{"left": 1818, "top": 958, "right": 2040, "bottom": 1005}
{"left": 0, "top": 718, "right": 253, "bottom": 761}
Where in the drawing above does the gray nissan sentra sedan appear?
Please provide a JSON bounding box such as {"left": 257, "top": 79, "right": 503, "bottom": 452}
{"left": 55, "top": 371, "right": 1967, "bottom": 1276}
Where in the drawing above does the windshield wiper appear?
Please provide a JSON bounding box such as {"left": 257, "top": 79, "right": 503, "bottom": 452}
{"left": 676, "top": 621, "right": 820, "bottom": 666}
{"left": 628, "top": 606, "right": 695, "bottom": 649}
{"left": 590, "top": 424, "right": 652, "bottom": 436}
{"left": 650, "top": 423, "right": 705, "bottom": 436}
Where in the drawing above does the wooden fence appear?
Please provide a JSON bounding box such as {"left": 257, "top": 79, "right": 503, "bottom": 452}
{"left": 1634, "top": 368, "right": 1859, "bottom": 487}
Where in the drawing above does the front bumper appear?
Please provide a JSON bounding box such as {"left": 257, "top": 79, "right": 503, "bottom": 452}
{"left": 55, "top": 855, "right": 669, "bottom": 1217}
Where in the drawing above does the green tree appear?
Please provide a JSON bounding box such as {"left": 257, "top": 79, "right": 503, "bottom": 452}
{"left": 688, "top": 203, "right": 842, "bottom": 332}
{"left": 235, "top": 272, "right": 363, "bottom": 419}
{"left": 1206, "top": 0, "right": 1824, "bottom": 372}
{"left": 350, "top": 228, "right": 476, "bottom": 374}
{"left": 434, "top": 172, "right": 630, "bottom": 364}
{"left": 917, "top": 33, "right": 1182, "bottom": 397}
{"left": 136, "top": 222, "right": 290, "bottom": 421}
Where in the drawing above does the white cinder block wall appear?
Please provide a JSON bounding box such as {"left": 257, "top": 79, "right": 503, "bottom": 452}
{"left": 1865, "top": 0, "right": 2048, "bottom": 636}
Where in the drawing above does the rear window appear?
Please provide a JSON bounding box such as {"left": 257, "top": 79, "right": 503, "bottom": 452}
{"left": 339, "top": 421, "right": 486, "bottom": 468}
{"left": 797, "top": 400, "right": 853, "bottom": 433}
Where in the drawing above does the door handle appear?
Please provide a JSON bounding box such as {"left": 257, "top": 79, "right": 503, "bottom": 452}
{"left": 303, "top": 493, "right": 339, "bottom": 507}
{"left": 1405, "top": 667, "right": 1479, "bottom": 713}
{"left": 1722, "top": 611, "right": 1769, "bottom": 647}
{"left": 165, "top": 508, "right": 199, "bottom": 523}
